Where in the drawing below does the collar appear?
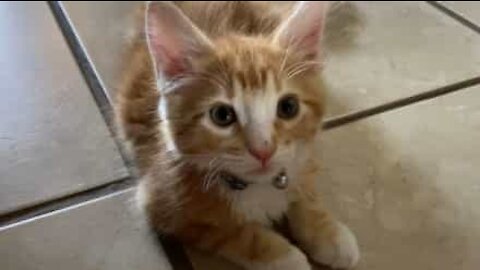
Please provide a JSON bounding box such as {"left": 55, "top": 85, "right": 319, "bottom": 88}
{"left": 221, "top": 172, "right": 249, "bottom": 191}
{"left": 221, "top": 170, "right": 289, "bottom": 191}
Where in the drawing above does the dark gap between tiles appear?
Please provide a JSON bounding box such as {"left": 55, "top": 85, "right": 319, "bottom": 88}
{"left": 47, "top": 2, "right": 194, "bottom": 270}
{"left": 0, "top": 1, "right": 138, "bottom": 231}
{"left": 47, "top": 1, "right": 136, "bottom": 173}
{"left": 427, "top": 1, "right": 480, "bottom": 35}
{"left": 0, "top": 177, "right": 133, "bottom": 229}
{"left": 323, "top": 76, "right": 480, "bottom": 130}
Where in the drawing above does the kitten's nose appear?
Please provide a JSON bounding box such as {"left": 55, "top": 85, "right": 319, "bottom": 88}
{"left": 248, "top": 145, "right": 275, "bottom": 168}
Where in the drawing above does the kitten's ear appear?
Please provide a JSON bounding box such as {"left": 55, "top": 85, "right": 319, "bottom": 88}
{"left": 274, "top": 1, "right": 329, "bottom": 61}
{"left": 146, "top": 1, "right": 213, "bottom": 80}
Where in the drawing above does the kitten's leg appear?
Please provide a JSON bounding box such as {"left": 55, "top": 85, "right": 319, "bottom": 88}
{"left": 180, "top": 223, "right": 311, "bottom": 270}
{"left": 287, "top": 194, "right": 360, "bottom": 269}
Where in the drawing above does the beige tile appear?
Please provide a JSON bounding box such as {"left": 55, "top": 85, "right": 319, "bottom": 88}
{"left": 441, "top": 1, "right": 480, "bottom": 26}
{"left": 0, "top": 2, "right": 128, "bottom": 214}
{"left": 63, "top": 1, "right": 141, "bottom": 97}
{"left": 317, "top": 86, "right": 480, "bottom": 269}
{"left": 64, "top": 2, "right": 480, "bottom": 118}
{"left": 323, "top": 2, "right": 480, "bottom": 116}
{"left": 0, "top": 190, "right": 172, "bottom": 270}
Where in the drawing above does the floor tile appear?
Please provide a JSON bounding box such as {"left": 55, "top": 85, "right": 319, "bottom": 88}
{"left": 0, "top": 190, "right": 172, "bottom": 270}
{"left": 323, "top": 1, "right": 480, "bottom": 116}
{"left": 64, "top": 2, "right": 480, "bottom": 118}
{"left": 187, "top": 86, "right": 480, "bottom": 270}
{"left": 440, "top": 1, "right": 480, "bottom": 27}
{"left": 0, "top": 2, "right": 128, "bottom": 214}
{"left": 316, "top": 86, "right": 480, "bottom": 270}
{"left": 63, "top": 1, "right": 141, "bottom": 98}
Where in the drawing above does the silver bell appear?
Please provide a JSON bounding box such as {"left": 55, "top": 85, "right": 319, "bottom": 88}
{"left": 273, "top": 171, "right": 288, "bottom": 189}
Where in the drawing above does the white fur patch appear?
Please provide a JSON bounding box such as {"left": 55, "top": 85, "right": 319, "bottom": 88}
{"left": 243, "top": 72, "right": 278, "bottom": 145}
{"left": 158, "top": 97, "right": 177, "bottom": 153}
{"left": 226, "top": 183, "right": 289, "bottom": 225}
{"left": 247, "top": 79, "right": 277, "bottom": 125}
{"left": 311, "top": 221, "right": 360, "bottom": 269}
{"left": 220, "top": 142, "right": 310, "bottom": 224}
{"left": 232, "top": 77, "right": 247, "bottom": 126}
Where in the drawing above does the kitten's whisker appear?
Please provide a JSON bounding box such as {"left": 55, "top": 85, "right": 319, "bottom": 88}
{"left": 203, "top": 159, "right": 223, "bottom": 191}
{"left": 284, "top": 60, "right": 322, "bottom": 78}
{"left": 206, "top": 164, "right": 223, "bottom": 190}
{"left": 286, "top": 65, "right": 315, "bottom": 79}
{"left": 279, "top": 43, "right": 292, "bottom": 76}
{"left": 202, "top": 157, "right": 219, "bottom": 190}
{"left": 183, "top": 154, "right": 241, "bottom": 163}
{"left": 221, "top": 156, "right": 245, "bottom": 162}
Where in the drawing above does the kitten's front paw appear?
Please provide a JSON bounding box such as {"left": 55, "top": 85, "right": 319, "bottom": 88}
{"left": 311, "top": 222, "right": 360, "bottom": 269}
{"left": 252, "top": 247, "right": 311, "bottom": 270}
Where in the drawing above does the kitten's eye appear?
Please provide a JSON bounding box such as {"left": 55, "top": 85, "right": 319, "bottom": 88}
{"left": 209, "top": 104, "right": 237, "bottom": 127}
{"left": 277, "top": 94, "right": 299, "bottom": 119}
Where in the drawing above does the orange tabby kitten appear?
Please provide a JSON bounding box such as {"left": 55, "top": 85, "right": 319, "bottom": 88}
{"left": 116, "top": 1, "right": 359, "bottom": 269}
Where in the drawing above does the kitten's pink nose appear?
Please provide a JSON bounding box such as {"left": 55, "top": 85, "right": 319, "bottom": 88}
{"left": 248, "top": 146, "right": 275, "bottom": 168}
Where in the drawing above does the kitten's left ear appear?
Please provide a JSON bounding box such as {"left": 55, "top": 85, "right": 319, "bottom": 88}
{"left": 274, "top": 1, "right": 329, "bottom": 62}
{"left": 146, "top": 1, "right": 214, "bottom": 81}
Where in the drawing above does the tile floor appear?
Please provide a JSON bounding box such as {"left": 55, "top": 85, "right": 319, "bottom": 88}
{"left": 0, "top": 2, "right": 128, "bottom": 215}
{"left": 441, "top": 1, "right": 480, "bottom": 26}
{"left": 0, "top": 1, "right": 479, "bottom": 270}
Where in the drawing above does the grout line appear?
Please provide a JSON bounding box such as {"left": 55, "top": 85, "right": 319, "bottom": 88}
{"left": 0, "top": 177, "right": 134, "bottom": 229}
{"left": 427, "top": 1, "right": 480, "bottom": 35}
{"left": 46, "top": 2, "right": 194, "bottom": 270}
{"left": 47, "top": 1, "right": 137, "bottom": 174}
{"left": 322, "top": 76, "right": 480, "bottom": 130}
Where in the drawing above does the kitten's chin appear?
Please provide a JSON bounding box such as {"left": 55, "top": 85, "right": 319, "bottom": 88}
{"left": 248, "top": 165, "right": 275, "bottom": 175}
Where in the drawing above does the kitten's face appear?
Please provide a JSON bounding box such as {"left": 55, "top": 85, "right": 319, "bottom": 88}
{"left": 162, "top": 37, "right": 324, "bottom": 184}
{"left": 146, "top": 1, "right": 328, "bottom": 185}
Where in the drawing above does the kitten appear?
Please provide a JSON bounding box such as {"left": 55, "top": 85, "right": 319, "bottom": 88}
{"left": 116, "top": 1, "right": 360, "bottom": 269}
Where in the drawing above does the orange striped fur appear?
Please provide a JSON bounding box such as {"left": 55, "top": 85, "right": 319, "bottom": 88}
{"left": 116, "top": 2, "right": 359, "bottom": 269}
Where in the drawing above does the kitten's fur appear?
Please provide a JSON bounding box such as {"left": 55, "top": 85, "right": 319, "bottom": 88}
{"left": 116, "top": 1, "right": 360, "bottom": 269}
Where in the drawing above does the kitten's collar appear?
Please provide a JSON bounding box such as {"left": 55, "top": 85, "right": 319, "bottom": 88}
{"left": 220, "top": 170, "right": 289, "bottom": 191}
{"left": 221, "top": 172, "right": 250, "bottom": 190}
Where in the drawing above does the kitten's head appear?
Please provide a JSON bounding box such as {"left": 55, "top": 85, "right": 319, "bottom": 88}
{"left": 146, "top": 1, "right": 328, "bottom": 185}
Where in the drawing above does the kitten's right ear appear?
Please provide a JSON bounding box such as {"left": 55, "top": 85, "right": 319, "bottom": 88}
{"left": 146, "top": 1, "right": 213, "bottom": 81}
{"left": 274, "top": 1, "right": 329, "bottom": 62}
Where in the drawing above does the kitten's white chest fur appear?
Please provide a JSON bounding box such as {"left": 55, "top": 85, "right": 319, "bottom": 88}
{"left": 227, "top": 183, "right": 290, "bottom": 225}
